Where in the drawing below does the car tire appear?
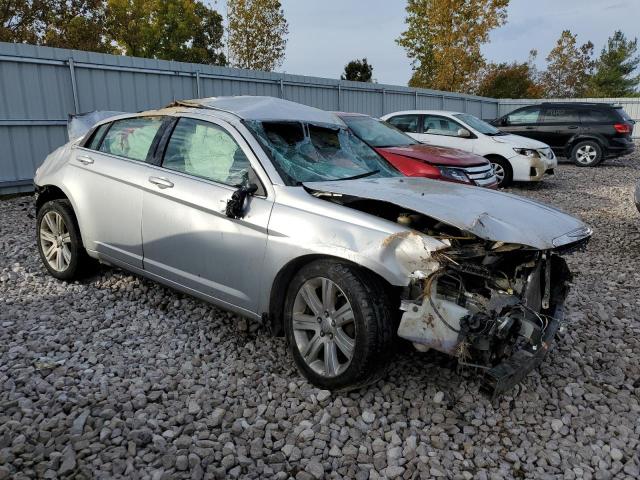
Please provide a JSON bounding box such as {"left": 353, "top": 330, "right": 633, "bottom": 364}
{"left": 284, "top": 259, "right": 395, "bottom": 391}
{"left": 488, "top": 156, "right": 513, "bottom": 187}
{"left": 571, "top": 140, "right": 602, "bottom": 167}
{"left": 36, "top": 199, "right": 92, "bottom": 280}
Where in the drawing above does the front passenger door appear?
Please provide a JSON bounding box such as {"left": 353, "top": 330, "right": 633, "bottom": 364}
{"left": 418, "top": 114, "right": 468, "bottom": 149}
{"left": 141, "top": 116, "right": 273, "bottom": 314}
{"left": 500, "top": 106, "right": 545, "bottom": 141}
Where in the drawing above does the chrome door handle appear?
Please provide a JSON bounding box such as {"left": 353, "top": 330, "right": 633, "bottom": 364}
{"left": 148, "top": 176, "right": 174, "bottom": 189}
{"left": 77, "top": 155, "right": 94, "bottom": 165}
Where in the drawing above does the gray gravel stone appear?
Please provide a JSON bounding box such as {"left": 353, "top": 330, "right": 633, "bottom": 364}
{"left": 305, "top": 460, "right": 324, "bottom": 479}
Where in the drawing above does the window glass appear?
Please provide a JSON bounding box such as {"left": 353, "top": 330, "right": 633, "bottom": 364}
{"left": 506, "top": 107, "right": 540, "bottom": 124}
{"left": 386, "top": 115, "right": 419, "bottom": 133}
{"left": 245, "top": 120, "right": 398, "bottom": 185}
{"left": 422, "top": 115, "right": 461, "bottom": 136}
{"left": 99, "top": 116, "right": 163, "bottom": 161}
{"left": 162, "top": 118, "right": 251, "bottom": 186}
{"left": 342, "top": 116, "right": 417, "bottom": 147}
{"left": 541, "top": 107, "right": 580, "bottom": 123}
{"left": 85, "top": 123, "right": 110, "bottom": 150}
{"left": 454, "top": 113, "right": 501, "bottom": 135}
{"left": 580, "top": 108, "right": 616, "bottom": 123}
{"left": 615, "top": 107, "right": 632, "bottom": 122}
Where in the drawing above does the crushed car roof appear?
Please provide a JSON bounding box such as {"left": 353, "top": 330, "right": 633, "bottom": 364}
{"left": 168, "top": 96, "right": 345, "bottom": 125}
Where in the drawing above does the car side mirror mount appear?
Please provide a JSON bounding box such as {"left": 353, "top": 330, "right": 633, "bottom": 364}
{"left": 225, "top": 183, "right": 259, "bottom": 219}
{"left": 457, "top": 128, "right": 471, "bottom": 138}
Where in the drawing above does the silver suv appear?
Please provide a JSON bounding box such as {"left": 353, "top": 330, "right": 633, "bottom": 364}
{"left": 34, "top": 97, "right": 591, "bottom": 395}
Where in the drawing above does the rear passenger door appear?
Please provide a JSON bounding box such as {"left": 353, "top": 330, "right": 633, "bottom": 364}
{"left": 70, "top": 116, "right": 166, "bottom": 268}
{"left": 141, "top": 115, "right": 274, "bottom": 314}
{"left": 385, "top": 114, "right": 421, "bottom": 140}
{"left": 539, "top": 106, "right": 581, "bottom": 148}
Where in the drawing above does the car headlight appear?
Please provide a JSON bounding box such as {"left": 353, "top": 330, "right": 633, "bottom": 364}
{"left": 552, "top": 226, "right": 593, "bottom": 247}
{"left": 439, "top": 167, "right": 471, "bottom": 183}
{"left": 513, "top": 148, "right": 540, "bottom": 157}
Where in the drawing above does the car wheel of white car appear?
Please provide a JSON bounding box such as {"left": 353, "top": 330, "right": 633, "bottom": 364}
{"left": 37, "top": 200, "right": 91, "bottom": 280}
{"left": 284, "top": 260, "right": 394, "bottom": 391}
{"left": 572, "top": 141, "right": 602, "bottom": 167}
{"left": 488, "top": 157, "right": 513, "bottom": 187}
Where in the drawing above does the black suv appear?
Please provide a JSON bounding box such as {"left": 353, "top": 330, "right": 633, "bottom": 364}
{"left": 492, "top": 103, "right": 635, "bottom": 167}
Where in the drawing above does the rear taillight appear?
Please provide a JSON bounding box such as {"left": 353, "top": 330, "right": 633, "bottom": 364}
{"left": 614, "top": 123, "right": 631, "bottom": 134}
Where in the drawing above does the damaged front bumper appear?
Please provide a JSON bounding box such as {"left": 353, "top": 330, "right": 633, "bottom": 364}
{"left": 396, "top": 246, "right": 574, "bottom": 397}
{"left": 480, "top": 303, "right": 563, "bottom": 397}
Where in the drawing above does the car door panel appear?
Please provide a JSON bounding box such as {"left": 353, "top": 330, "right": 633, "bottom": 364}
{"left": 68, "top": 116, "right": 165, "bottom": 268}
{"left": 419, "top": 114, "right": 470, "bottom": 150}
{"left": 141, "top": 116, "right": 273, "bottom": 313}
{"left": 539, "top": 106, "right": 581, "bottom": 149}
{"left": 500, "top": 106, "right": 548, "bottom": 142}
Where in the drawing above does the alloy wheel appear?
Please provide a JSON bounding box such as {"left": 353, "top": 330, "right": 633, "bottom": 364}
{"left": 39, "top": 211, "right": 72, "bottom": 272}
{"left": 492, "top": 163, "right": 505, "bottom": 184}
{"left": 292, "top": 277, "right": 356, "bottom": 378}
{"left": 575, "top": 144, "right": 598, "bottom": 165}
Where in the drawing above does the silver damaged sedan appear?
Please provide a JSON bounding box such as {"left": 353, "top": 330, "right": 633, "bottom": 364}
{"left": 34, "top": 96, "right": 592, "bottom": 395}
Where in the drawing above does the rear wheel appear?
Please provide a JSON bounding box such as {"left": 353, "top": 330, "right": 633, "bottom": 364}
{"left": 571, "top": 140, "right": 602, "bottom": 167}
{"left": 488, "top": 156, "right": 513, "bottom": 187}
{"left": 37, "top": 200, "right": 92, "bottom": 280}
{"left": 284, "top": 260, "right": 394, "bottom": 391}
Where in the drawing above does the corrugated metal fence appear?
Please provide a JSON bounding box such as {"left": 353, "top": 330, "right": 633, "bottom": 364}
{"left": 0, "top": 42, "right": 500, "bottom": 194}
{"left": 498, "top": 97, "right": 640, "bottom": 138}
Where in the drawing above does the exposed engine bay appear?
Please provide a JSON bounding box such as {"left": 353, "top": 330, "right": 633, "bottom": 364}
{"left": 314, "top": 194, "right": 585, "bottom": 396}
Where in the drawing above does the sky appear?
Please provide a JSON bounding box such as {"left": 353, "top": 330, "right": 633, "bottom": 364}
{"left": 219, "top": 0, "right": 639, "bottom": 86}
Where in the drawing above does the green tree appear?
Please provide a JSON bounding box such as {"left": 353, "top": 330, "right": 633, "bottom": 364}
{"left": 227, "top": 0, "right": 288, "bottom": 71}
{"left": 1, "top": 0, "right": 226, "bottom": 64}
{"left": 0, "top": 0, "right": 45, "bottom": 44}
{"left": 477, "top": 51, "right": 543, "bottom": 98}
{"left": 397, "top": 0, "right": 509, "bottom": 92}
{"left": 341, "top": 58, "right": 373, "bottom": 82}
{"left": 1, "top": 0, "right": 112, "bottom": 51}
{"left": 477, "top": 62, "right": 543, "bottom": 98}
{"left": 106, "top": 0, "right": 226, "bottom": 64}
{"left": 588, "top": 30, "right": 640, "bottom": 97}
{"left": 43, "top": 0, "right": 113, "bottom": 53}
{"left": 541, "top": 30, "right": 594, "bottom": 97}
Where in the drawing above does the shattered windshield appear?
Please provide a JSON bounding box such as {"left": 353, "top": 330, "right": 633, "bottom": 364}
{"left": 341, "top": 116, "right": 418, "bottom": 147}
{"left": 246, "top": 120, "right": 399, "bottom": 185}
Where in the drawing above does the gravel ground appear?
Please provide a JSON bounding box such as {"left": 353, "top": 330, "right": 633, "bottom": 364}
{"left": 1, "top": 148, "right": 640, "bottom": 480}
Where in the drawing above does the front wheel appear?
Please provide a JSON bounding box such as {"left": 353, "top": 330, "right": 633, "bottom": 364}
{"left": 37, "top": 200, "right": 92, "bottom": 280}
{"left": 571, "top": 140, "right": 602, "bottom": 167}
{"left": 284, "top": 260, "right": 394, "bottom": 391}
{"left": 489, "top": 157, "right": 513, "bottom": 187}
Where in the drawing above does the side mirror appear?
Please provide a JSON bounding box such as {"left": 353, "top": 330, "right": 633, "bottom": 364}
{"left": 457, "top": 128, "right": 471, "bottom": 138}
{"left": 501, "top": 117, "right": 508, "bottom": 126}
{"left": 225, "top": 183, "right": 258, "bottom": 219}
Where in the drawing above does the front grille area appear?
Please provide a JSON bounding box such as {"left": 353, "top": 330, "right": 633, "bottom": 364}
{"left": 463, "top": 164, "right": 497, "bottom": 186}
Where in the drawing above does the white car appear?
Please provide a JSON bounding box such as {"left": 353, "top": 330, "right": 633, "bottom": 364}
{"left": 381, "top": 110, "right": 557, "bottom": 187}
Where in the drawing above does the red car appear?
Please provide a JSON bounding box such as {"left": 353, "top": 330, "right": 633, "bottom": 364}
{"left": 337, "top": 112, "right": 498, "bottom": 188}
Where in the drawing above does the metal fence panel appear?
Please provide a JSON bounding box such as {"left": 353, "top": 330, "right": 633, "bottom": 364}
{"left": 0, "top": 41, "right": 510, "bottom": 193}
{"left": 498, "top": 97, "right": 640, "bottom": 138}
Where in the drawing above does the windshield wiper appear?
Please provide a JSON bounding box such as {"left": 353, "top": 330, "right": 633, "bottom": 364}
{"left": 332, "top": 169, "right": 380, "bottom": 181}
